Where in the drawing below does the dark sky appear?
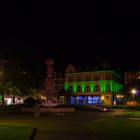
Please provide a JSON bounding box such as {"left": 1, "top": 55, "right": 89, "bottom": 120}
{"left": 0, "top": 7, "right": 140, "bottom": 74}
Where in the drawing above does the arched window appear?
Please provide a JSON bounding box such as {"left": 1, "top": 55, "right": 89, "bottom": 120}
{"left": 128, "top": 74, "right": 131, "bottom": 79}
{"left": 106, "top": 85, "right": 110, "bottom": 92}
{"left": 69, "top": 86, "right": 73, "bottom": 92}
{"left": 77, "top": 85, "right": 81, "bottom": 92}
{"left": 94, "top": 85, "right": 100, "bottom": 92}
{"left": 85, "top": 85, "right": 90, "bottom": 92}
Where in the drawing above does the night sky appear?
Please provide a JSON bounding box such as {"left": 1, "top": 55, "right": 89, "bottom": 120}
{"left": 0, "top": 7, "right": 140, "bottom": 77}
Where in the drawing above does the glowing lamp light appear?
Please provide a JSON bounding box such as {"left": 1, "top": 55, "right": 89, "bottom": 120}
{"left": 116, "top": 95, "right": 120, "bottom": 98}
{"left": 120, "top": 95, "right": 123, "bottom": 98}
{"left": 41, "top": 96, "right": 46, "bottom": 100}
{"left": 103, "top": 108, "right": 107, "bottom": 112}
{"left": 132, "top": 89, "right": 136, "bottom": 94}
{"left": 131, "top": 89, "right": 137, "bottom": 113}
{"left": 5, "top": 98, "right": 12, "bottom": 105}
{"left": 101, "top": 96, "right": 104, "bottom": 100}
{"left": 138, "top": 76, "right": 140, "bottom": 79}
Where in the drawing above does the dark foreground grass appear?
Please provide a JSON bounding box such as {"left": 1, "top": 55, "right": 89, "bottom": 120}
{"left": 0, "top": 124, "right": 33, "bottom": 140}
{"left": 84, "top": 118, "right": 140, "bottom": 140}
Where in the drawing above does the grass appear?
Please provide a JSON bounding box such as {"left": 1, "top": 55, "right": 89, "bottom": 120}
{"left": 84, "top": 118, "right": 140, "bottom": 140}
{"left": 116, "top": 111, "right": 140, "bottom": 118}
{"left": 0, "top": 124, "right": 33, "bottom": 140}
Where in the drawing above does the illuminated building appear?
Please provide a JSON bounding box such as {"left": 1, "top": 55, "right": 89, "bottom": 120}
{"left": 64, "top": 64, "right": 123, "bottom": 105}
{"left": 125, "top": 71, "right": 140, "bottom": 93}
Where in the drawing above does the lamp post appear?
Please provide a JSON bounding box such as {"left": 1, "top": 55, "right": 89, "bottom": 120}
{"left": 101, "top": 95, "right": 105, "bottom": 106}
{"left": 131, "top": 89, "right": 136, "bottom": 113}
{"left": 116, "top": 95, "right": 124, "bottom": 105}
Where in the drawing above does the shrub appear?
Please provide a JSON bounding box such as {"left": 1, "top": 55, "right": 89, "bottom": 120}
{"left": 23, "top": 97, "right": 37, "bottom": 107}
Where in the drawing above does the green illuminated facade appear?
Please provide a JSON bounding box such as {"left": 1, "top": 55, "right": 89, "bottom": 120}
{"left": 64, "top": 64, "right": 123, "bottom": 105}
{"left": 65, "top": 80, "right": 123, "bottom": 93}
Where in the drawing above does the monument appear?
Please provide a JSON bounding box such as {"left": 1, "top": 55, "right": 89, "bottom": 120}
{"left": 43, "top": 58, "right": 58, "bottom": 106}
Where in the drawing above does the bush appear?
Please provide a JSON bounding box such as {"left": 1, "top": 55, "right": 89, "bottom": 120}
{"left": 23, "top": 97, "right": 37, "bottom": 107}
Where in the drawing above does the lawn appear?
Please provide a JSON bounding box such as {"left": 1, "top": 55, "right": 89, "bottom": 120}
{"left": 116, "top": 111, "right": 140, "bottom": 118}
{"left": 84, "top": 118, "right": 140, "bottom": 140}
{"left": 0, "top": 124, "right": 33, "bottom": 140}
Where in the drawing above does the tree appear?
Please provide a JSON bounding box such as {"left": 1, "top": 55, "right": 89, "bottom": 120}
{"left": 58, "top": 89, "right": 73, "bottom": 104}
{"left": 6, "top": 81, "right": 20, "bottom": 103}
{"left": 0, "top": 57, "right": 28, "bottom": 105}
{"left": 24, "top": 97, "right": 37, "bottom": 107}
{"left": 65, "top": 90, "right": 73, "bottom": 104}
{"left": 28, "top": 88, "right": 44, "bottom": 99}
{"left": 0, "top": 82, "right": 5, "bottom": 105}
{"left": 0, "top": 58, "right": 9, "bottom": 105}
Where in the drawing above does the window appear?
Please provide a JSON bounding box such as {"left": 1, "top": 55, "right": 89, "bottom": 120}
{"left": 85, "top": 85, "right": 90, "bottom": 92}
{"left": 87, "top": 96, "right": 101, "bottom": 105}
{"left": 69, "top": 86, "right": 73, "bottom": 92}
{"left": 94, "top": 85, "right": 100, "bottom": 92}
{"left": 76, "top": 76, "right": 82, "bottom": 81}
{"left": 77, "top": 85, "right": 81, "bottom": 92}
{"left": 95, "top": 75, "right": 100, "bottom": 81}
{"left": 128, "top": 74, "right": 131, "bottom": 79}
{"left": 68, "top": 77, "right": 74, "bottom": 82}
{"left": 84, "top": 76, "right": 91, "bottom": 81}
{"left": 137, "top": 76, "right": 140, "bottom": 79}
{"left": 106, "top": 85, "right": 110, "bottom": 92}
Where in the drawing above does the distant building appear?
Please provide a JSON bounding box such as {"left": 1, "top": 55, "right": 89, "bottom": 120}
{"left": 64, "top": 64, "right": 123, "bottom": 105}
{"left": 124, "top": 71, "right": 140, "bottom": 105}
{"left": 125, "top": 71, "right": 140, "bottom": 92}
{"left": 125, "top": 71, "right": 140, "bottom": 85}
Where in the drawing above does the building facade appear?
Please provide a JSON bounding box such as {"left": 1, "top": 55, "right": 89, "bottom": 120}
{"left": 64, "top": 64, "right": 123, "bottom": 105}
{"left": 125, "top": 71, "right": 140, "bottom": 86}
{"left": 125, "top": 71, "right": 140, "bottom": 94}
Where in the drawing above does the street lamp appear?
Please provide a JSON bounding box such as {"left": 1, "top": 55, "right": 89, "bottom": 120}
{"left": 131, "top": 89, "right": 136, "bottom": 113}
{"left": 116, "top": 94, "right": 124, "bottom": 105}
{"left": 101, "top": 95, "right": 105, "bottom": 105}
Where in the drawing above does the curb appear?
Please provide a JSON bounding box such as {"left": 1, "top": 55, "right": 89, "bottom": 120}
{"left": 30, "top": 127, "right": 37, "bottom": 140}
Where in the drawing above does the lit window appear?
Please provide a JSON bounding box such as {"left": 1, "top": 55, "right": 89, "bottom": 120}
{"left": 128, "top": 74, "right": 131, "bottom": 79}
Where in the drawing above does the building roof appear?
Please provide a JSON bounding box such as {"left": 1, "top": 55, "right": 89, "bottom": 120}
{"left": 65, "top": 70, "right": 122, "bottom": 78}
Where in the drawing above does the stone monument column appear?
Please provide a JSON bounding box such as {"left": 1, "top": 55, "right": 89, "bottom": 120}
{"left": 44, "top": 58, "right": 57, "bottom": 106}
